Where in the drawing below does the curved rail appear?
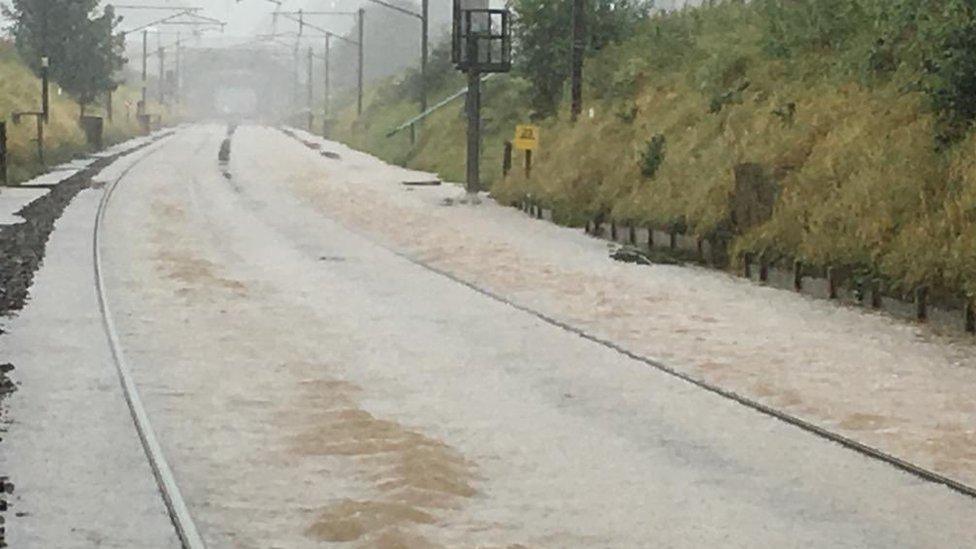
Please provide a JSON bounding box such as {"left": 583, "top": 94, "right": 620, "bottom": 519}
{"left": 93, "top": 134, "right": 207, "bottom": 549}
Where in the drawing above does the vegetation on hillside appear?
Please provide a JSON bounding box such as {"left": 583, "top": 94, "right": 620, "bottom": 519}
{"left": 1, "top": 41, "right": 148, "bottom": 182}
{"left": 332, "top": 0, "right": 976, "bottom": 304}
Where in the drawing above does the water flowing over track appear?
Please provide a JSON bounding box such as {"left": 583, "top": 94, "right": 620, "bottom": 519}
{"left": 94, "top": 139, "right": 205, "bottom": 549}
{"left": 5, "top": 124, "right": 976, "bottom": 547}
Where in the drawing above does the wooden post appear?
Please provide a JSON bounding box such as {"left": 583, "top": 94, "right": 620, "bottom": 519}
{"left": 743, "top": 252, "right": 753, "bottom": 279}
{"left": 827, "top": 267, "right": 838, "bottom": 299}
{"left": 966, "top": 300, "right": 975, "bottom": 334}
{"left": 669, "top": 228, "right": 678, "bottom": 250}
{"left": 610, "top": 221, "right": 617, "bottom": 241}
{"left": 915, "top": 286, "right": 928, "bottom": 322}
{"left": 503, "top": 141, "right": 513, "bottom": 178}
{"left": 647, "top": 226, "right": 655, "bottom": 249}
{"left": 36, "top": 115, "right": 44, "bottom": 166}
{"left": 793, "top": 260, "right": 803, "bottom": 292}
{"left": 759, "top": 255, "right": 769, "bottom": 283}
{"left": 0, "top": 121, "right": 7, "bottom": 185}
{"left": 871, "top": 279, "right": 883, "bottom": 309}
{"left": 630, "top": 225, "right": 638, "bottom": 245}
{"left": 525, "top": 149, "right": 532, "bottom": 179}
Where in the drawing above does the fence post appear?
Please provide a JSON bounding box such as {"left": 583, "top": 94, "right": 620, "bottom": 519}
{"left": 915, "top": 286, "right": 928, "bottom": 322}
{"left": 759, "top": 254, "right": 769, "bottom": 283}
{"left": 0, "top": 121, "right": 7, "bottom": 185}
{"left": 743, "top": 252, "right": 753, "bottom": 279}
{"left": 871, "top": 279, "right": 883, "bottom": 309}
{"left": 610, "top": 221, "right": 618, "bottom": 241}
{"left": 793, "top": 260, "right": 803, "bottom": 292}
{"left": 630, "top": 225, "right": 638, "bottom": 245}
{"left": 966, "top": 300, "right": 975, "bottom": 334}
{"left": 827, "top": 267, "right": 840, "bottom": 299}
{"left": 503, "top": 141, "right": 513, "bottom": 178}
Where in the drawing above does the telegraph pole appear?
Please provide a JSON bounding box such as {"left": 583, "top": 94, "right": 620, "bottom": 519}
{"left": 571, "top": 0, "right": 585, "bottom": 122}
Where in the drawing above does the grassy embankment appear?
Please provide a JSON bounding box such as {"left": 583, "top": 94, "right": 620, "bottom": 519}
{"left": 1, "top": 41, "right": 158, "bottom": 183}
{"left": 331, "top": 1, "right": 976, "bottom": 305}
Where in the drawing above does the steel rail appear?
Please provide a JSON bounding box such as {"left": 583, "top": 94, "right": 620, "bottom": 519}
{"left": 93, "top": 131, "right": 207, "bottom": 549}
{"left": 280, "top": 126, "right": 976, "bottom": 502}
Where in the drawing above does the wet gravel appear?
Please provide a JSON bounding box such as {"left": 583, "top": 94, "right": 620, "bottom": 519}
{"left": 0, "top": 138, "right": 164, "bottom": 323}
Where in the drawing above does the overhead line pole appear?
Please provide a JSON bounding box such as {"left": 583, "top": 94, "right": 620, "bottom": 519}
{"left": 421, "top": 0, "right": 429, "bottom": 112}
{"left": 307, "top": 46, "right": 315, "bottom": 131}
{"left": 175, "top": 33, "right": 182, "bottom": 104}
{"left": 324, "top": 34, "right": 331, "bottom": 128}
{"left": 158, "top": 37, "right": 166, "bottom": 105}
{"left": 141, "top": 29, "right": 148, "bottom": 115}
{"left": 311, "top": 0, "right": 428, "bottom": 113}
{"left": 357, "top": 8, "right": 365, "bottom": 116}
{"left": 277, "top": 11, "right": 364, "bottom": 116}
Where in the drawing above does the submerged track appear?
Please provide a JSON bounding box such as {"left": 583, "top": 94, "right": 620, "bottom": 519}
{"left": 93, "top": 133, "right": 207, "bottom": 549}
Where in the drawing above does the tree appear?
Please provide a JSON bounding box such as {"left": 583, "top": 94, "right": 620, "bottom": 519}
{"left": 2, "top": 0, "right": 125, "bottom": 113}
{"left": 511, "top": 0, "right": 652, "bottom": 118}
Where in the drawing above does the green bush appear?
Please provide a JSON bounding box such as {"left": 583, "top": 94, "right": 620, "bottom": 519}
{"left": 639, "top": 134, "right": 666, "bottom": 180}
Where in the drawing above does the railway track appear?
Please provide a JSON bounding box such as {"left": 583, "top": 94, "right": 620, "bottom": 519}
{"left": 93, "top": 134, "right": 206, "bottom": 549}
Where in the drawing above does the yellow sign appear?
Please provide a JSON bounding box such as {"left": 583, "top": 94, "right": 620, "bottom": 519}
{"left": 513, "top": 125, "right": 540, "bottom": 151}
